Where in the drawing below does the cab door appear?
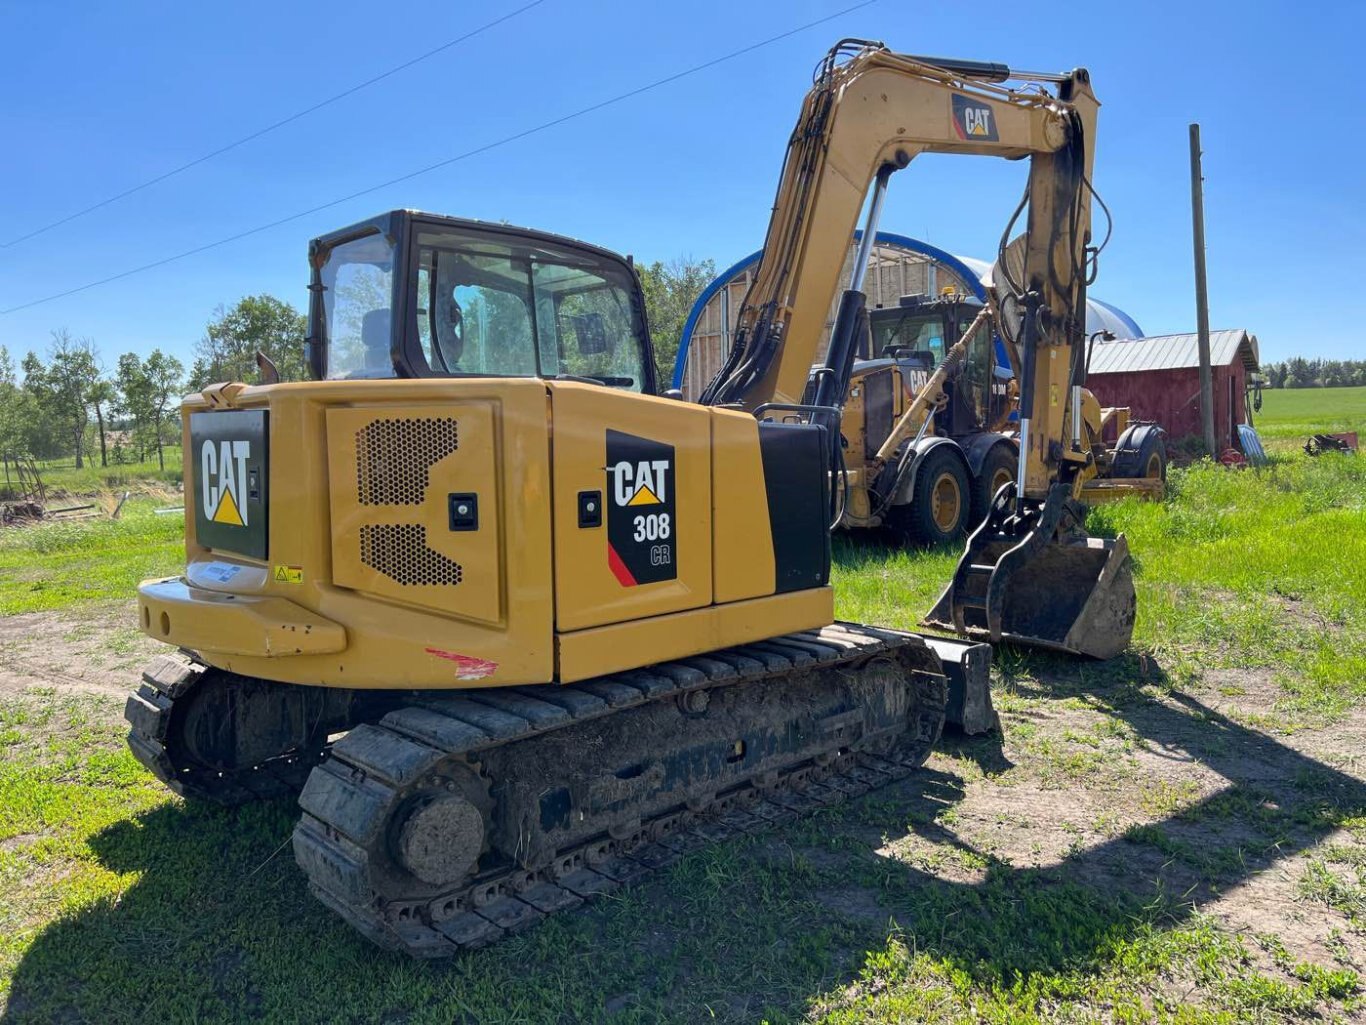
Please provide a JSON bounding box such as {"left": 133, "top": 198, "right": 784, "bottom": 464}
{"left": 549, "top": 382, "right": 712, "bottom": 631}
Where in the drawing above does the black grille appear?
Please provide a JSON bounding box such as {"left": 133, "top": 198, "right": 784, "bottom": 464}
{"left": 355, "top": 417, "right": 459, "bottom": 505}
{"left": 359, "top": 524, "right": 463, "bottom": 586}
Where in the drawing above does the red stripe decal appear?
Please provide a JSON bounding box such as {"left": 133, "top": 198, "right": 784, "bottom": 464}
{"left": 424, "top": 647, "right": 499, "bottom": 680}
{"left": 607, "top": 544, "right": 638, "bottom": 587}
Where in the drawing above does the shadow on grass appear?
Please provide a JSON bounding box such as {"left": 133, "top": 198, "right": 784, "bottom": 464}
{"left": 5, "top": 656, "right": 1364, "bottom": 1024}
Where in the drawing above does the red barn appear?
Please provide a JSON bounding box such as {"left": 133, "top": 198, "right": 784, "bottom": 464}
{"left": 1086, "top": 330, "right": 1260, "bottom": 451}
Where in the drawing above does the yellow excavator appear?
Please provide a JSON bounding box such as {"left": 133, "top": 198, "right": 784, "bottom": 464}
{"left": 125, "top": 40, "right": 1133, "bottom": 954}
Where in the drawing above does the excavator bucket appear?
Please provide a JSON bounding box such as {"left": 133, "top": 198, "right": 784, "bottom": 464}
{"left": 923, "top": 484, "right": 1135, "bottom": 660}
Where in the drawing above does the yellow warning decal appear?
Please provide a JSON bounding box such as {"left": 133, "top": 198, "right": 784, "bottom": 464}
{"left": 212, "top": 487, "right": 245, "bottom": 525}
{"left": 273, "top": 565, "right": 303, "bottom": 584}
{"left": 626, "top": 484, "right": 661, "bottom": 506}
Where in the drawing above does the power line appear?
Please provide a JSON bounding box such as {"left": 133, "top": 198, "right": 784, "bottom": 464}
{"left": 0, "top": 0, "right": 548, "bottom": 249}
{"left": 0, "top": 0, "right": 876, "bottom": 316}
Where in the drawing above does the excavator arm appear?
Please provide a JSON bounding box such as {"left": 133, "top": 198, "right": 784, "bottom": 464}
{"left": 705, "top": 43, "right": 1096, "bottom": 490}
{"left": 706, "top": 41, "right": 1132, "bottom": 659}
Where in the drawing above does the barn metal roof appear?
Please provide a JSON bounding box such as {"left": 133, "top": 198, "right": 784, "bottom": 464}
{"left": 1088, "top": 330, "right": 1259, "bottom": 375}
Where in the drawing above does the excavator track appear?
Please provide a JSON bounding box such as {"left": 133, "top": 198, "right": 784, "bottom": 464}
{"left": 292, "top": 623, "right": 946, "bottom": 957}
{"left": 125, "top": 655, "right": 353, "bottom": 804}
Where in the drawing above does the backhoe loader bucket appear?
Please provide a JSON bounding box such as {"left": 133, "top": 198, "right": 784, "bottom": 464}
{"left": 923, "top": 483, "right": 1135, "bottom": 659}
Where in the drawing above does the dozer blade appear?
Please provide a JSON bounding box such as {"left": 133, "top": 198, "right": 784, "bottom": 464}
{"left": 923, "top": 483, "right": 1135, "bottom": 660}
{"left": 922, "top": 636, "right": 998, "bottom": 735}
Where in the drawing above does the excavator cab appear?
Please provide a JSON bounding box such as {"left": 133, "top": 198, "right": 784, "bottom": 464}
{"left": 305, "top": 211, "right": 658, "bottom": 393}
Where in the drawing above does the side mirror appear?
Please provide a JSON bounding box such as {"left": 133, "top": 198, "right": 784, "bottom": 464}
{"left": 662, "top": 388, "right": 684, "bottom": 401}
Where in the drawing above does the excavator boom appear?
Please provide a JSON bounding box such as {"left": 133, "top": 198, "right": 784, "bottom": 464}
{"left": 703, "top": 40, "right": 1133, "bottom": 657}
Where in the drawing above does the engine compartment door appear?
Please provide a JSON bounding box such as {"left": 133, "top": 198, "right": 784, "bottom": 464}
{"left": 549, "top": 382, "right": 712, "bottom": 631}
{"left": 327, "top": 402, "right": 503, "bottom": 625}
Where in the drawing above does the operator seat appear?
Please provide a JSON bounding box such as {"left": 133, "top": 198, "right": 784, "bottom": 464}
{"left": 361, "top": 309, "right": 392, "bottom": 374}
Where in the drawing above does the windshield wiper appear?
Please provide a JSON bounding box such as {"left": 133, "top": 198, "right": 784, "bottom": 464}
{"left": 549, "top": 373, "right": 634, "bottom": 388}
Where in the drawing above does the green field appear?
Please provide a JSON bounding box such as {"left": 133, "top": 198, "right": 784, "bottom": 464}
{"left": 0, "top": 500, "right": 184, "bottom": 615}
{"left": 1255, "top": 385, "right": 1366, "bottom": 444}
{"left": 2, "top": 399, "right": 1365, "bottom": 1023}
{"left": 23, "top": 449, "right": 184, "bottom": 497}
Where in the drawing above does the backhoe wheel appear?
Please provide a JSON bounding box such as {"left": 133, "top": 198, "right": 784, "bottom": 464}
{"left": 1142, "top": 433, "right": 1168, "bottom": 481}
{"left": 972, "top": 444, "right": 1016, "bottom": 528}
{"left": 888, "top": 446, "right": 970, "bottom": 547}
{"left": 1111, "top": 423, "right": 1168, "bottom": 482}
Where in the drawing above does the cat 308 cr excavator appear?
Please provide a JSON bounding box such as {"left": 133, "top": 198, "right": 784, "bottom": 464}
{"left": 125, "top": 40, "right": 1134, "bottom": 955}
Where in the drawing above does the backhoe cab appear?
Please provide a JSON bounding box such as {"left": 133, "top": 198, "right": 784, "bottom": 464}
{"left": 866, "top": 293, "right": 1010, "bottom": 437}
{"left": 840, "top": 292, "right": 1163, "bottom": 551}
{"left": 305, "top": 211, "right": 657, "bottom": 393}
{"left": 833, "top": 293, "right": 1015, "bottom": 545}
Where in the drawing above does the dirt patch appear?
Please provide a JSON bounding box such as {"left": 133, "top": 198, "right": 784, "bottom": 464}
{"left": 1273, "top": 590, "right": 1346, "bottom": 634}
{"left": 0, "top": 832, "right": 40, "bottom": 853}
{"left": 812, "top": 887, "right": 892, "bottom": 924}
{"left": 862, "top": 658, "right": 1366, "bottom": 976}
{"left": 0, "top": 603, "right": 154, "bottom": 701}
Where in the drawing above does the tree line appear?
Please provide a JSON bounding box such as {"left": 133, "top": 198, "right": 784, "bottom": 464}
{"left": 635, "top": 257, "right": 716, "bottom": 387}
{"left": 0, "top": 295, "right": 306, "bottom": 470}
{"left": 1260, "top": 358, "right": 1366, "bottom": 389}
{"left": 5, "top": 262, "right": 1356, "bottom": 478}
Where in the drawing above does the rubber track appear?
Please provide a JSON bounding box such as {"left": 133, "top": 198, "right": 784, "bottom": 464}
{"left": 293, "top": 622, "right": 946, "bottom": 957}
{"left": 125, "top": 654, "right": 316, "bottom": 803}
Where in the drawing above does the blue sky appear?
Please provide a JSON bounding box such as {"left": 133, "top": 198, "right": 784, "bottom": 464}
{"left": 1, "top": 0, "right": 1362, "bottom": 368}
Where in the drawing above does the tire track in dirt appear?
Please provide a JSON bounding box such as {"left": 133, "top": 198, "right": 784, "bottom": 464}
{"left": 0, "top": 604, "right": 156, "bottom": 706}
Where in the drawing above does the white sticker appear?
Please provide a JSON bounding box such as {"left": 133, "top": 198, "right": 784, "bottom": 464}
{"left": 202, "top": 562, "right": 243, "bottom": 583}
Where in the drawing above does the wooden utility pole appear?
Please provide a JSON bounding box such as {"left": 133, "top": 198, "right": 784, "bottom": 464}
{"left": 1189, "top": 123, "right": 1217, "bottom": 456}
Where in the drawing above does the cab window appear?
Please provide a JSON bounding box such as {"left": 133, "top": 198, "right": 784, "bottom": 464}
{"left": 409, "top": 226, "right": 651, "bottom": 391}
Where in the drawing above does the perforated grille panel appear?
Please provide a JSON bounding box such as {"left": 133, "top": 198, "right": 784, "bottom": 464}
{"left": 359, "top": 524, "right": 463, "bottom": 586}
{"left": 329, "top": 402, "right": 497, "bottom": 614}
{"left": 355, "top": 417, "right": 459, "bottom": 506}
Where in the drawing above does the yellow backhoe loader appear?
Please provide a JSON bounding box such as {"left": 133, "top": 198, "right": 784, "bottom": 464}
{"left": 836, "top": 291, "right": 1166, "bottom": 546}
{"left": 125, "top": 40, "right": 1133, "bottom": 955}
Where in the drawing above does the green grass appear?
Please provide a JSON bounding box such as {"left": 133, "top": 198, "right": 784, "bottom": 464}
{"left": 3, "top": 408, "right": 1366, "bottom": 1022}
{"left": 1255, "top": 385, "right": 1366, "bottom": 444}
{"left": 30, "top": 449, "right": 184, "bottom": 496}
{"left": 0, "top": 499, "right": 184, "bottom": 614}
{"left": 1089, "top": 454, "right": 1366, "bottom": 725}
{"left": 3, "top": 685, "right": 1362, "bottom": 1024}
{"left": 832, "top": 448, "right": 1366, "bottom": 730}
